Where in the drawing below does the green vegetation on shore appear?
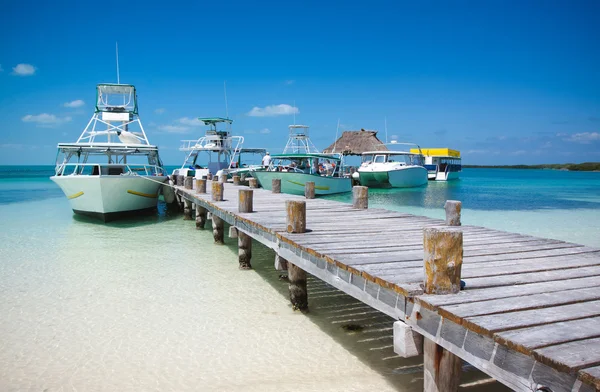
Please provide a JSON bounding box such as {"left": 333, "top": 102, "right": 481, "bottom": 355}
{"left": 463, "top": 162, "right": 600, "bottom": 171}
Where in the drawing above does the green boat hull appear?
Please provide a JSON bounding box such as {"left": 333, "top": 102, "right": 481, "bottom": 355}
{"left": 253, "top": 171, "right": 352, "bottom": 196}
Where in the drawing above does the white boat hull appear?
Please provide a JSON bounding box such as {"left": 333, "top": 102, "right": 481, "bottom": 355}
{"left": 435, "top": 170, "right": 460, "bottom": 181}
{"left": 358, "top": 166, "right": 428, "bottom": 188}
{"left": 51, "top": 175, "right": 166, "bottom": 221}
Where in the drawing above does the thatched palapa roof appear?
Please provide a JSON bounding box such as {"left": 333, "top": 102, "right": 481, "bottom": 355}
{"left": 322, "top": 129, "right": 387, "bottom": 155}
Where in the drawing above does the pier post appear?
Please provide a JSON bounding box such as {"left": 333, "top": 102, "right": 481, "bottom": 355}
{"left": 305, "top": 181, "right": 315, "bottom": 199}
{"left": 238, "top": 232, "right": 252, "bottom": 270}
{"left": 196, "top": 205, "right": 207, "bottom": 229}
{"left": 212, "top": 182, "right": 224, "bottom": 202}
{"left": 274, "top": 254, "right": 288, "bottom": 270}
{"left": 286, "top": 200, "right": 308, "bottom": 311}
{"left": 422, "top": 227, "right": 464, "bottom": 392}
{"left": 207, "top": 173, "right": 213, "bottom": 180}
{"left": 196, "top": 179, "right": 206, "bottom": 194}
{"left": 248, "top": 178, "right": 258, "bottom": 189}
{"left": 352, "top": 186, "right": 368, "bottom": 209}
{"left": 272, "top": 178, "right": 281, "bottom": 193}
{"left": 212, "top": 215, "right": 224, "bottom": 244}
{"left": 184, "top": 176, "right": 193, "bottom": 190}
{"left": 232, "top": 175, "right": 240, "bottom": 186}
{"left": 183, "top": 199, "right": 193, "bottom": 220}
{"left": 445, "top": 200, "right": 461, "bottom": 226}
{"left": 176, "top": 175, "right": 184, "bottom": 187}
{"left": 239, "top": 189, "right": 253, "bottom": 213}
{"left": 219, "top": 173, "right": 228, "bottom": 183}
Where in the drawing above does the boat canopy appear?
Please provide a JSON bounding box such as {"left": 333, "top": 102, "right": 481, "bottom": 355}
{"left": 95, "top": 83, "right": 138, "bottom": 114}
{"left": 199, "top": 117, "right": 233, "bottom": 126}
{"left": 410, "top": 148, "right": 460, "bottom": 158}
{"left": 271, "top": 153, "right": 343, "bottom": 161}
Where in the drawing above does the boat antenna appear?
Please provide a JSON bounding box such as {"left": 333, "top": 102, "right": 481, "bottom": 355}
{"left": 116, "top": 42, "right": 120, "bottom": 84}
{"left": 333, "top": 118, "right": 340, "bottom": 153}
{"left": 385, "top": 116, "right": 388, "bottom": 144}
{"left": 224, "top": 81, "right": 231, "bottom": 130}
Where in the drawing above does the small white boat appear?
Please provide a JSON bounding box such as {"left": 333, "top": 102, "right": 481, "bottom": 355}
{"left": 410, "top": 148, "right": 462, "bottom": 181}
{"left": 173, "top": 117, "right": 265, "bottom": 181}
{"left": 354, "top": 142, "right": 428, "bottom": 188}
{"left": 51, "top": 83, "right": 168, "bottom": 222}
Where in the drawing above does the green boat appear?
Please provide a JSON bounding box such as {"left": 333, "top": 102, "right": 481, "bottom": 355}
{"left": 252, "top": 153, "right": 352, "bottom": 196}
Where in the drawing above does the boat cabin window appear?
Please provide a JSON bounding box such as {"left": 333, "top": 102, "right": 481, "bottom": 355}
{"left": 362, "top": 154, "right": 374, "bottom": 164}
{"left": 373, "top": 155, "right": 386, "bottom": 163}
{"left": 104, "top": 166, "right": 125, "bottom": 175}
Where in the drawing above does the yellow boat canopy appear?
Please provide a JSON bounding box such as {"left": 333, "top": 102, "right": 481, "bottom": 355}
{"left": 410, "top": 148, "right": 460, "bottom": 158}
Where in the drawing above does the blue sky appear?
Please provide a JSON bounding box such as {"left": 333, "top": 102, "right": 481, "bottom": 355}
{"left": 1, "top": 0, "right": 599, "bottom": 165}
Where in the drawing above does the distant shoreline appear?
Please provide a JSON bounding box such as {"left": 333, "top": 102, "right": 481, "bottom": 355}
{"left": 464, "top": 162, "right": 600, "bottom": 172}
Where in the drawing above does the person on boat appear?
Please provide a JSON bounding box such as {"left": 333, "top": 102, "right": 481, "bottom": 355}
{"left": 262, "top": 152, "right": 271, "bottom": 168}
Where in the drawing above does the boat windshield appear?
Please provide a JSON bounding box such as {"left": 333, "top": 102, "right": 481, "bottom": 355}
{"left": 362, "top": 154, "right": 374, "bottom": 163}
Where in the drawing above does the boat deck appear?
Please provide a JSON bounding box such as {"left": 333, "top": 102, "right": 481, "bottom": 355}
{"left": 175, "top": 180, "right": 600, "bottom": 392}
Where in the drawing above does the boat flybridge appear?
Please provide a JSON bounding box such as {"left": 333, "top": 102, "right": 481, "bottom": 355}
{"left": 354, "top": 141, "right": 428, "bottom": 188}
{"left": 251, "top": 124, "right": 352, "bottom": 196}
{"left": 174, "top": 117, "right": 266, "bottom": 180}
{"left": 51, "top": 83, "right": 169, "bottom": 222}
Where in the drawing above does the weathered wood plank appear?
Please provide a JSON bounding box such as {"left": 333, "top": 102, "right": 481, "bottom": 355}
{"left": 533, "top": 337, "right": 600, "bottom": 372}
{"left": 579, "top": 366, "right": 600, "bottom": 390}
{"left": 464, "top": 300, "right": 600, "bottom": 334}
{"left": 495, "top": 316, "right": 600, "bottom": 354}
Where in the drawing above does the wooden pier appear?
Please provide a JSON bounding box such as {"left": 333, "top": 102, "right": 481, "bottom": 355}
{"left": 174, "top": 178, "right": 600, "bottom": 392}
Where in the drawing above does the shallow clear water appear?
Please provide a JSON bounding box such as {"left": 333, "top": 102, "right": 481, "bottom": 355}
{"left": 4, "top": 165, "right": 597, "bottom": 391}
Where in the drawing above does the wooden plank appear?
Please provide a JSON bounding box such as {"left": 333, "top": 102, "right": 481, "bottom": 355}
{"left": 417, "top": 276, "right": 600, "bottom": 308}
{"left": 442, "top": 287, "right": 600, "bottom": 320}
{"left": 466, "top": 247, "right": 599, "bottom": 263}
{"left": 464, "top": 300, "right": 600, "bottom": 334}
{"left": 461, "top": 265, "right": 600, "bottom": 289}
{"left": 533, "top": 337, "right": 600, "bottom": 372}
{"left": 579, "top": 366, "right": 600, "bottom": 390}
{"left": 495, "top": 316, "right": 600, "bottom": 354}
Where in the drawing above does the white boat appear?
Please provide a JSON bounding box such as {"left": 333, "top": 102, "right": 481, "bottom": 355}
{"left": 410, "top": 148, "right": 462, "bottom": 181}
{"left": 173, "top": 117, "right": 265, "bottom": 181}
{"left": 251, "top": 125, "right": 352, "bottom": 196}
{"left": 51, "top": 83, "right": 168, "bottom": 222}
{"left": 354, "top": 142, "right": 428, "bottom": 188}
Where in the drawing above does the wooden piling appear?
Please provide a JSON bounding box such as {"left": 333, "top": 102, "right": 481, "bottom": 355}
{"left": 212, "top": 181, "right": 224, "bottom": 202}
{"left": 238, "top": 232, "right": 252, "bottom": 270}
{"left": 445, "top": 200, "right": 462, "bottom": 226}
{"left": 274, "top": 254, "right": 288, "bottom": 270}
{"left": 422, "top": 226, "right": 464, "bottom": 392}
{"left": 219, "top": 173, "right": 228, "bottom": 183}
{"left": 195, "top": 205, "right": 207, "bottom": 229}
{"left": 286, "top": 200, "right": 306, "bottom": 233}
{"left": 272, "top": 178, "right": 281, "bottom": 193}
{"left": 183, "top": 199, "right": 193, "bottom": 220}
{"left": 238, "top": 189, "right": 253, "bottom": 213}
{"left": 248, "top": 178, "right": 258, "bottom": 188}
{"left": 352, "top": 186, "right": 368, "bottom": 209}
{"left": 212, "top": 215, "right": 224, "bottom": 244}
{"left": 228, "top": 226, "right": 238, "bottom": 238}
{"left": 184, "top": 176, "right": 193, "bottom": 190}
{"left": 196, "top": 179, "right": 206, "bottom": 194}
{"left": 423, "top": 228, "right": 463, "bottom": 294}
{"left": 207, "top": 173, "right": 213, "bottom": 180}
{"left": 305, "top": 181, "right": 315, "bottom": 199}
{"left": 285, "top": 200, "right": 308, "bottom": 311}
{"left": 232, "top": 175, "right": 240, "bottom": 186}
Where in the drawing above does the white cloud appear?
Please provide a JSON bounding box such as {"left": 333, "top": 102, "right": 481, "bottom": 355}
{"left": 465, "top": 149, "right": 490, "bottom": 155}
{"left": 259, "top": 128, "right": 271, "bottom": 134}
{"left": 22, "top": 113, "right": 72, "bottom": 127}
{"left": 64, "top": 99, "right": 85, "bottom": 108}
{"left": 511, "top": 150, "right": 527, "bottom": 156}
{"left": 155, "top": 108, "right": 165, "bottom": 114}
{"left": 158, "top": 125, "right": 190, "bottom": 133}
{"left": 247, "top": 104, "right": 299, "bottom": 117}
{"left": 562, "top": 132, "right": 600, "bottom": 144}
{"left": 284, "top": 80, "right": 295, "bottom": 85}
{"left": 12, "top": 63, "right": 36, "bottom": 76}
{"left": 178, "top": 117, "right": 204, "bottom": 126}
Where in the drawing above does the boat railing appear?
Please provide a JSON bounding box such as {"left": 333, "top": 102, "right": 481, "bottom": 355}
{"left": 55, "top": 163, "right": 166, "bottom": 177}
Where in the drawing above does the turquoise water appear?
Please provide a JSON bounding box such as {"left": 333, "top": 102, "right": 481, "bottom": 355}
{"left": 1, "top": 165, "right": 598, "bottom": 390}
